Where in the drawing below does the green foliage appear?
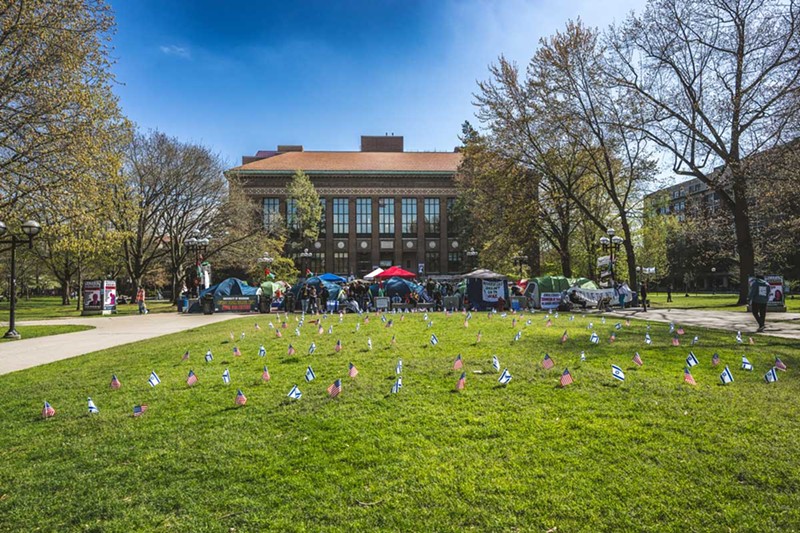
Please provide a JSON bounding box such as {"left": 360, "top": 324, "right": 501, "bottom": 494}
{"left": 1, "top": 313, "right": 799, "bottom": 530}
{"left": 286, "top": 170, "right": 322, "bottom": 248}
{"left": 0, "top": 297, "right": 175, "bottom": 321}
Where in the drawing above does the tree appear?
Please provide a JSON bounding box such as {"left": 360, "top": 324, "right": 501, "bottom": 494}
{"left": 285, "top": 170, "right": 322, "bottom": 256}
{"left": 608, "top": 0, "right": 800, "bottom": 302}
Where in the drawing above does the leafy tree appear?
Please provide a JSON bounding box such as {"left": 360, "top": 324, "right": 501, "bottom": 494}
{"left": 285, "top": 170, "right": 322, "bottom": 256}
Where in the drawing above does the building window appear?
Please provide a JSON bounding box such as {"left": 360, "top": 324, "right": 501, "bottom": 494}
{"left": 356, "top": 198, "right": 372, "bottom": 236}
{"left": 311, "top": 253, "right": 325, "bottom": 275}
{"left": 263, "top": 198, "right": 281, "bottom": 231}
{"left": 333, "top": 252, "right": 349, "bottom": 274}
{"left": 333, "top": 198, "right": 349, "bottom": 236}
{"left": 446, "top": 197, "right": 458, "bottom": 237}
{"left": 448, "top": 251, "right": 463, "bottom": 273}
{"left": 424, "top": 198, "right": 440, "bottom": 235}
{"left": 425, "top": 251, "right": 440, "bottom": 274}
{"left": 357, "top": 253, "right": 371, "bottom": 277}
{"left": 286, "top": 198, "right": 298, "bottom": 230}
{"left": 401, "top": 198, "right": 417, "bottom": 237}
{"left": 319, "top": 198, "right": 326, "bottom": 236}
{"left": 379, "top": 252, "right": 393, "bottom": 268}
{"left": 379, "top": 197, "right": 394, "bottom": 237}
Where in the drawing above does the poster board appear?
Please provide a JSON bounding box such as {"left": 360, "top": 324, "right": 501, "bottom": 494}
{"left": 83, "top": 280, "right": 116, "bottom": 315}
{"left": 749, "top": 276, "right": 786, "bottom": 312}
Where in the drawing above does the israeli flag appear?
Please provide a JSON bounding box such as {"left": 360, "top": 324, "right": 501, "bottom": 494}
{"left": 430, "top": 334, "right": 439, "bottom": 346}
{"left": 514, "top": 331, "right": 522, "bottom": 342}
{"left": 396, "top": 359, "right": 403, "bottom": 374}
{"left": 424, "top": 314, "right": 429, "bottom": 321}
{"left": 742, "top": 356, "right": 753, "bottom": 371}
{"left": 526, "top": 319, "right": 532, "bottom": 326}
{"left": 588, "top": 322, "right": 594, "bottom": 330}
{"left": 467, "top": 312, "right": 472, "bottom": 320}
{"left": 615, "top": 322, "right": 622, "bottom": 330}
{"left": 691, "top": 336, "right": 699, "bottom": 346}
{"left": 736, "top": 331, "right": 743, "bottom": 344}
{"left": 381, "top": 315, "right": 387, "bottom": 323}
{"left": 391, "top": 377, "right": 402, "bottom": 394}
{"left": 720, "top": 366, "right": 734, "bottom": 385}
{"left": 645, "top": 334, "right": 652, "bottom": 345}
{"left": 580, "top": 351, "right": 586, "bottom": 362}
{"left": 148, "top": 371, "right": 161, "bottom": 387}
{"left": 287, "top": 384, "right": 302, "bottom": 399}
{"left": 611, "top": 365, "right": 625, "bottom": 381}
{"left": 222, "top": 368, "right": 231, "bottom": 384}
{"left": 554, "top": 312, "right": 559, "bottom": 318}
{"left": 601, "top": 317, "right": 606, "bottom": 324}
{"left": 765, "top": 367, "right": 778, "bottom": 383}
{"left": 308, "top": 343, "right": 316, "bottom": 355}
{"left": 498, "top": 368, "right": 512, "bottom": 385}
{"left": 295, "top": 328, "right": 301, "bottom": 337}
{"left": 328, "top": 325, "right": 333, "bottom": 334}
{"left": 686, "top": 352, "right": 699, "bottom": 367}
{"left": 87, "top": 397, "right": 99, "bottom": 414}
{"left": 590, "top": 332, "right": 600, "bottom": 344}
{"left": 492, "top": 355, "right": 500, "bottom": 372}
{"left": 205, "top": 350, "right": 213, "bottom": 363}
{"left": 428, "top": 321, "right": 433, "bottom": 328}
{"left": 305, "top": 366, "right": 316, "bottom": 382}
{"left": 356, "top": 323, "right": 360, "bottom": 332}
{"left": 258, "top": 345, "right": 266, "bottom": 357}
{"left": 669, "top": 322, "right": 675, "bottom": 333}
{"left": 367, "top": 338, "right": 373, "bottom": 350}
{"left": 569, "top": 315, "right": 574, "bottom": 321}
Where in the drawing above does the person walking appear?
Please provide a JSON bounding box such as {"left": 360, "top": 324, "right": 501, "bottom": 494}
{"left": 666, "top": 284, "right": 673, "bottom": 303}
{"left": 748, "top": 273, "right": 770, "bottom": 332}
{"left": 136, "top": 287, "right": 147, "bottom": 315}
{"left": 640, "top": 282, "right": 648, "bottom": 312}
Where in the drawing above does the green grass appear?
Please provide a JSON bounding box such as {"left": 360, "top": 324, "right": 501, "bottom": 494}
{"left": 0, "top": 324, "right": 94, "bottom": 342}
{"left": 1, "top": 311, "right": 799, "bottom": 531}
{"left": 648, "top": 292, "right": 800, "bottom": 313}
{"left": 0, "top": 296, "right": 175, "bottom": 321}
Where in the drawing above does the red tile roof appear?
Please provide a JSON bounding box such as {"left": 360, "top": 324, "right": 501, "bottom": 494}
{"left": 230, "top": 151, "right": 462, "bottom": 173}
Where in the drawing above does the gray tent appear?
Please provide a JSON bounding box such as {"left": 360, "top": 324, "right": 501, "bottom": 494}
{"left": 460, "top": 269, "right": 509, "bottom": 310}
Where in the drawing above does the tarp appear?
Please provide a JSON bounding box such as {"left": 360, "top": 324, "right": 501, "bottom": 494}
{"left": 370, "top": 277, "right": 432, "bottom": 302}
{"left": 460, "top": 268, "right": 509, "bottom": 280}
{"left": 465, "top": 277, "right": 509, "bottom": 311}
{"left": 200, "top": 278, "right": 258, "bottom": 297}
{"left": 188, "top": 277, "right": 259, "bottom": 313}
{"left": 290, "top": 276, "right": 342, "bottom": 300}
{"left": 364, "top": 267, "right": 384, "bottom": 281}
{"left": 375, "top": 266, "right": 416, "bottom": 279}
{"left": 318, "top": 273, "right": 346, "bottom": 283}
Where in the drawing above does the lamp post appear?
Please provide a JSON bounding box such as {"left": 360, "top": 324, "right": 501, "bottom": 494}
{"left": 599, "top": 228, "right": 624, "bottom": 287}
{"left": 184, "top": 232, "right": 210, "bottom": 298}
{"left": 299, "top": 248, "right": 313, "bottom": 278}
{"left": 511, "top": 251, "right": 528, "bottom": 279}
{"left": 711, "top": 267, "right": 716, "bottom": 295}
{"left": 466, "top": 247, "right": 479, "bottom": 272}
{"left": 1, "top": 220, "right": 43, "bottom": 339}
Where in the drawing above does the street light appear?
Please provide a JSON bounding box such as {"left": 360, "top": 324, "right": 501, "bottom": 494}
{"left": 1, "top": 220, "right": 43, "bottom": 339}
{"left": 711, "top": 267, "right": 717, "bottom": 295}
{"left": 599, "top": 228, "right": 624, "bottom": 287}
{"left": 511, "top": 251, "right": 528, "bottom": 279}
{"left": 466, "top": 247, "right": 479, "bottom": 272}
{"left": 299, "top": 248, "right": 313, "bottom": 277}
{"left": 184, "top": 232, "right": 210, "bottom": 298}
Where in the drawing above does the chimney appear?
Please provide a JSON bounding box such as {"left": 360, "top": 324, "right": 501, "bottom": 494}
{"left": 277, "top": 145, "right": 304, "bottom": 152}
{"left": 361, "top": 135, "right": 404, "bottom": 152}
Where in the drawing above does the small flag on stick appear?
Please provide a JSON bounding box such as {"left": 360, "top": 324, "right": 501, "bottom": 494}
{"left": 110, "top": 374, "right": 121, "bottom": 390}
{"left": 632, "top": 352, "right": 643, "bottom": 367}
{"left": 327, "top": 379, "right": 342, "bottom": 398}
{"left": 712, "top": 353, "right": 720, "bottom": 366}
{"left": 775, "top": 357, "right": 787, "bottom": 371}
{"left": 133, "top": 404, "right": 148, "bottom": 417}
{"left": 542, "top": 354, "right": 555, "bottom": 369}
{"left": 235, "top": 389, "right": 247, "bottom": 406}
{"left": 187, "top": 370, "right": 198, "bottom": 386}
{"left": 611, "top": 365, "right": 625, "bottom": 381}
{"left": 498, "top": 368, "right": 512, "bottom": 385}
{"left": 182, "top": 350, "right": 190, "bottom": 362}
{"left": 456, "top": 372, "right": 466, "bottom": 391}
{"left": 205, "top": 350, "right": 213, "bottom": 363}
{"left": 148, "top": 371, "right": 161, "bottom": 387}
{"left": 42, "top": 401, "right": 56, "bottom": 418}
{"left": 684, "top": 367, "right": 696, "bottom": 385}
{"left": 222, "top": 368, "right": 231, "bottom": 384}
{"left": 492, "top": 355, "right": 500, "bottom": 372}
{"left": 262, "top": 366, "right": 271, "bottom": 381}
{"left": 87, "top": 397, "right": 99, "bottom": 414}
{"left": 765, "top": 367, "right": 778, "bottom": 383}
{"left": 720, "top": 366, "right": 734, "bottom": 385}
{"left": 453, "top": 354, "right": 463, "bottom": 370}
{"left": 305, "top": 366, "right": 316, "bottom": 382}
{"left": 686, "top": 352, "right": 699, "bottom": 367}
{"left": 560, "top": 368, "right": 573, "bottom": 387}
{"left": 349, "top": 363, "right": 358, "bottom": 378}
{"left": 287, "top": 385, "right": 302, "bottom": 399}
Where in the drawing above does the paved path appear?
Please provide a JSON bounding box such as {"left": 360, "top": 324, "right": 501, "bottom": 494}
{"left": 0, "top": 313, "right": 241, "bottom": 376}
{"left": 607, "top": 308, "right": 800, "bottom": 341}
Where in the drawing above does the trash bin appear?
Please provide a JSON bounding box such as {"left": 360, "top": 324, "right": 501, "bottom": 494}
{"left": 202, "top": 294, "right": 215, "bottom": 315}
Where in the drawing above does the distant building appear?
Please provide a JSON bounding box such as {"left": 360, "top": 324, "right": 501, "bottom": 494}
{"left": 226, "top": 135, "right": 464, "bottom": 277}
{"left": 646, "top": 178, "right": 722, "bottom": 222}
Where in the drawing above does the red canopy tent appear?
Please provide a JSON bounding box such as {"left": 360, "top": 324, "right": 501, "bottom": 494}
{"left": 374, "top": 266, "right": 417, "bottom": 279}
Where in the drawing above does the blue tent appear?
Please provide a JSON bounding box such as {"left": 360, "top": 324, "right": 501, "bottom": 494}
{"left": 188, "top": 278, "right": 259, "bottom": 313}
{"left": 200, "top": 278, "right": 258, "bottom": 297}
{"left": 290, "top": 277, "right": 342, "bottom": 300}
{"left": 371, "top": 277, "right": 432, "bottom": 302}
{"left": 318, "top": 273, "right": 346, "bottom": 283}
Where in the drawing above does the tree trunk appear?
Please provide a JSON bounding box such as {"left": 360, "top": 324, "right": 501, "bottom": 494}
{"left": 75, "top": 268, "right": 82, "bottom": 312}
{"left": 619, "top": 214, "right": 637, "bottom": 288}
{"left": 731, "top": 177, "right": 755, "bottom": 305}
{"left": 527, "top": 236, "right": 541, "bottom": 277}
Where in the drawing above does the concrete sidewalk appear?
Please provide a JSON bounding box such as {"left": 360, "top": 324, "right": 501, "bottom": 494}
{"left": 0, "top": 312, "right": 242, "bottom": 376}
{"left": 607, "top": 308, "right": 800, "bottom": 341}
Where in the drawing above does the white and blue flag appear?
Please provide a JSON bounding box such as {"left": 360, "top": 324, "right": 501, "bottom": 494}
{"left": 580, "top": 351, "right": 586, "bottom": 362}
{"left": 644, "top": 334, "right": 652, "bottom": 345}
{"left": 148, "top": 371, "right": 161, "bottom": 387}
{"left": 396, "top": 359, "right": 403, "bottom": 374}
{"left": 222, "top": 368, "right": 231, "bottom": 384}
{"left": 295, "top": 327, "right": 301, "bottom": 337}
{"left": 423, "top": 313, "right": 429, "bottom": 321}
{"left": 428, "top": 321, "right": 433, "bottom": 328}
{"left": 287, "top": 384, "right": 302, "bottom": 399}
{"left": 615, "top": 322, "right": 622, "bottom": 330}
{"left": 720, "top": 366, "right": 734, "bottom": 385}
{"left": 391, "top": 377, "right": 402, "bottom": 394}
{"left": 742, "top": 356, "right": 753, "bottom": 371}
{"left": 691, "top": 336, "right": 699, "bottom": 346}
{"left": 367, "top": 338, "right": 373, "bottom": 350}
{"left": 686, "top": 352, "right": 699, "bottom": 367}
{"left": 736, "top": 331, "right": 743, "bottom": 344}
{"left": 588, "top": 322, "right": 594, "bottom": 330}
{"left": 498, "top": 368, "right": 512, "bottom": 385}
{"left": 765, "top": 367, "right": 778, "bottom": 383}
{"left": 430, "top": 334, "right": 439, "bottom": 346}
{"left": 205, "top": 350, "right": 213, "bottom": 363}
{"left": 305, "top": 366, "right": 316, "bottom": 382}
{"left": 514, "top": 331, "right": 522, "bottom": 342}
{"left": 356, "top": 323, "right": 360, "bottom": 332}
{"left": 87, "top": 397, "right": 99, "bottom": 414}
{"left": 258, "top": 345, "right": 266, "bottom": 357}
{"left": 569, "top": 315, "right": 574, "bottom": 321}
{"left": 601, "top": 317, "right": 606, "bottom": 324}
{"left": 590, "top": 332, "right": 600, "bottom": 344}
{"left": 669, "top": 322, "right": 675, "bottom": 333}
{"left": 611, "top": 365, "right": 625, "bottom": 381}
{"left": 492, "top": 355, "right": 500, "bottom": 372}
{"left": 308, "top": 342, "right": 316, "bottom": 355}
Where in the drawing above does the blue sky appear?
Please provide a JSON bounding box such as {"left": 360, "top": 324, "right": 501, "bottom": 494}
{"left": 109, "top": 0, "right": 648, "bottom": 167}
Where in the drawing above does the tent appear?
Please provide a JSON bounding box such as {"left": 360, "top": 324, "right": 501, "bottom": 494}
{"left": 370, "top": 277, "right": 431, "bottom": 302}
{"left": 364, "top": 267, "right": 384, "bottom": 281}
{"left": 462, "top": 269, "right": 509, "bottom": 311}
{"left": 375, "top": 266, "right": 416, "bottom": 279}
{"left": 188, "top": 277, "right": 259, "bottom": 313}
{"left": 318, "top": 273, "right": 346, "bottom": 283}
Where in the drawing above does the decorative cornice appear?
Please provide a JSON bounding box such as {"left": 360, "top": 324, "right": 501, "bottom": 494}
{"left": 244, "top": 187, "right": 459, "bottom": 196}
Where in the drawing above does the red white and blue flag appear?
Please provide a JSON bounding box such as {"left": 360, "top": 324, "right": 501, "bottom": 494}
{"left": 561, "top": 330, "right": 568, "bottom": 344}
{"left": 262, "top": 366, "right": 271, "bottom": 381}
{"left": 42, "top": 401, "right": 55, "bottom": 418}
{"left": 235, "top": 389, "right": 247, "bottom": 406}
{"left": 560, "top": 368, "right": 573, "bottom": 387}
{"left": 182, "top": 350, "right": 190, "bottom": 362}
{"left": 775, "top": 357, "right": 787, "bottom": 371}
{"left": 542, "top": 354, "right": 555, "bottom": 369}
{"left": 453, "top": 354, "right": 463, "bottom": 370}
{"left": 335, "top": 339, "right": 342, "bottom": 352}
{"left": 684, "top": 367, "right": 696, "bottom": 385}
{"left": 327, "top": 379, "right": 342, "bottom": 398}
{"left": 133, "top": 404, "right": 148, "bottom": 417}
{"left": 456, "top": 372, "right": 466, "bottom": 391}
{"left": 632, "top": 352, "right": 643, "bottom": 367}
{"left": 349, "top": 362, "right": 359, "bottom": 378}
{"left": 110, "top": 374, "right": 121, "bottom": 390}
{"left": 233, "top": 346, "right": 241, "bottom": 357}
{"left": 186, "top": 370, "right": 198, "bottom": 386}
{"left": 287, "top": 344, "right": 296, "bottom": 356}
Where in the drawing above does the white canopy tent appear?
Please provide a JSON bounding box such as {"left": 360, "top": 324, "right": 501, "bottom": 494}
{"left": 363, "top": 267, "right": 384, "bottom": 281}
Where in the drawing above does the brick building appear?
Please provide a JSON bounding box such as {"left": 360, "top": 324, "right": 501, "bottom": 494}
{"left": 226, "top": 136, "right": 465, "bottom": 277}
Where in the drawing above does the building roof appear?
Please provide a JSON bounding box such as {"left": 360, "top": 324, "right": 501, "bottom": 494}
{"left": 229, "top": 151, "right": 462, "bottom": 174}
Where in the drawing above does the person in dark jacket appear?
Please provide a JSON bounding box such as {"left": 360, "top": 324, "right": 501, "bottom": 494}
{"left": 748, "top": 273, "right": 771, "bottom": 332}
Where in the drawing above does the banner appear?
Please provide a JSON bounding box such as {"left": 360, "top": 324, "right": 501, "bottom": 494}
{"left": 482, "top": 280, "right": 505, "bottom": 302}
{"left": 103, "top": 280, "right": 117, "bottom": 312}
{"left": 540, "top": 292, "right": 562, "bottom": 309}
{"left": 83, "top": 280, "right": 103, "bottom": 311}
{"left": 749, "top": 276, "right": 786, "bottom": 311}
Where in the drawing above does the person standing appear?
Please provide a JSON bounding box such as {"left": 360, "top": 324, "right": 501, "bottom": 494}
{"left": 748, "top": 273, "right": 770, "bottom": 332}
{"left": 640, "top": 282, "right": 648, "bottom": 312}
{"left": 666, "top": 284, "right": 673, "bottom": 303}
{"left": 301, "top": 284, "right": 309, "bottom": 314}
{"left": 136, "top": 287, "right": 147, "bottom": 315}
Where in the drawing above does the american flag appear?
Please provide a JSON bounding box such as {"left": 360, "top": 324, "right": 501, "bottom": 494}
{"left": 775, "top": 357, "right": 787, "bottom": 371}
{"left": 275, "top": 330, "right": 282, "bottom": 338}
{"left": 712, "top": 353, "right": 720, "bottom": 366}
{"left": 464, "top": 319, "right": 469, "bottom": 328}
{"left": 255, "top": 323, "right": 261, "bottom": 331}
{"left": 187, "top": 370, "right": 198, "bottom": 386}
{"left": 561, "top": 330, "right": 568, "bottom": 344}
{"left": 672, "top": 335, "right": 680, "bottom": 346}
{"left": 233, "top": 346, "right": 241, "bottom": 357}
{"left": 42, "top": 401, "right": 55, "bottom": 418}
{"left": 318, "top": 326, "right": 324, "bottom": 335}
{"left": 625, "top": 320, "right": 630, "bottom": 327}
{"left": 335, "top": 339, "right": 342, "bottom": 352}
{"left": 677, "top": 327, "right": 685, "bottom": 335}
{"left": 391, "top": 334, "right": 397, "bottom": 345}
{"left": 262, "top": 366, "right": 271, "bottom": 381}
{"left": 453, "top": 354, "right": 463, "bottom": 370}
{"left": 749, "top": 337, "right": 755, "bottom": 345}
{"left": 281, "top": 321, "right": 287, "bottom": 329}
{"left": 456, "top": 372, "right": 466, "bottom": 391}
{"left": 560, "top": 368, "right": 573, "bottom": 387}
{"left": 110, "top": 374, "right": 121, "bottom": 390}
{"left": 684, "top": 367, "right": 696, "bottom": 385}
{"left": 609, "top": 333, "right": 616, "bottom": 343}
{"left": 133, "top": 404, "right": 148, "bottom": 417}
{"left": 182, "top": 350, "right": 190, "bottom": 362}
{"left": 632, "top": 352, "right": 643, "bottom": 367}
{"left": 327, "top": 379, "right": 342, "bottom": 398}
{"left": 545, "top": 319, "right": 552, "bottom": 327}
{"left": 235, "top": 389, "right": 247, "bottom": 406}
{"left": 542, "top": 354, "right": 555, "bottom": 369}
{"left": 287, "top": 344, "right": 296, "bottom": 356}
{"left": 386, "top": 320, "right": 393, "bottom": 328}
{"left": 476, "top": 331, "right": 482, "bottom": 343}
{"left": 349, "top": 363, "right": 359, "bottom": 378}
{"left": 512, "top": 318, "right": 517, "bottom": 327}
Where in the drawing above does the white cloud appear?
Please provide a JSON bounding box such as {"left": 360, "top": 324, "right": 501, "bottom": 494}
{"left": 159, "top": 45, "right": 191, "bottom": 59}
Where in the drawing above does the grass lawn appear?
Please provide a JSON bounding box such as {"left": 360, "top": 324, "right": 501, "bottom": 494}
{"left": 0, "top": 324, "right": 94, "bottom": 342}
{"left": 648, "top": 292, "right": 800, "bottom": 313}
{"left": 0, "top": 296, "right": 175, "bottom": 321}
{"left": 1, "top": 311, "right": 798, "bottom": 531}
